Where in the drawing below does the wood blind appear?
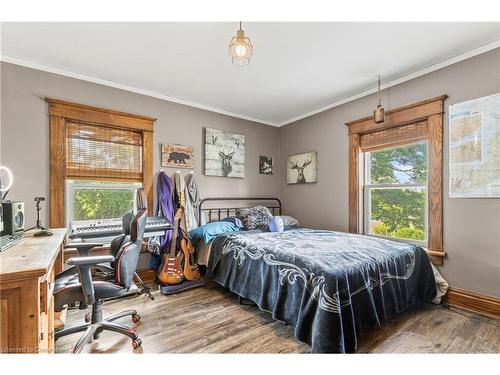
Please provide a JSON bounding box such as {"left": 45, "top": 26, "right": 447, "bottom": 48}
{"left": 65, "top": 121, "right": 143, "bottom": 181}
{"left": 360, "top": 121, "right": 428, "bottom": 152}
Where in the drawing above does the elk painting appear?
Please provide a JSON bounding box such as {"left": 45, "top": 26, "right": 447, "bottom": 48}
{"left": 287, "top": 151, "right": 317, "bottom": 184}
{"left": 161, "top": 144, "right": 194, "bottom": 169}
{"left": 205, "top": 127, "right": 245, "bottom": 178}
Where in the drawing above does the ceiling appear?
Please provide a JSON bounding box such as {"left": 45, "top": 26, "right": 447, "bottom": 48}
{"left": 1, "top": 22, "right": 499, "bottom": 126}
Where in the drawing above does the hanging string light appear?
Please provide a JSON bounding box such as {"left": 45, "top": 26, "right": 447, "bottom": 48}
{"left": 374, "top": 75, "right": 385, "bottom": 124}
{"left": 229, "top": 22, "right": 253, "bottom": 66}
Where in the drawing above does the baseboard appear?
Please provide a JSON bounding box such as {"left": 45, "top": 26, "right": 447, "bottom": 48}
{"left": 445, "top": 287, "right": 500, "bottom": 320}
{"left": 137, "top": 268, "right": 156, "bottom": 283}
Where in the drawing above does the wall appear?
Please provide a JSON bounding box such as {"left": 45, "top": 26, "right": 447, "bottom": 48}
{"left": 2, "top": 49, "right": 499, "bottom": 297}
{"left": 279, "top": 48, "right": 500, "bottom": 298}
{"left": 0, "top": 62, "right": 281, "bottom": 230}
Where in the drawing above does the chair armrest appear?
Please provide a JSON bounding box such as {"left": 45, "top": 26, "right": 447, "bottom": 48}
{"left": 65, "top": 242, "right": 104, "bottom": 257}
{"left": 66, "top": 255, "right": 115, "bottom": 306}
{"left": 66, "top": 255, "right": 115, "bottom": 266}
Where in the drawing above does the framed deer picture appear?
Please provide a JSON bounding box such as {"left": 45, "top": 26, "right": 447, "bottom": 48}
{"left": 287, "top": 151, "right": 317, "bottom": 184}
{"left": 204, "top": 127, "right": 245, "bottom": 178}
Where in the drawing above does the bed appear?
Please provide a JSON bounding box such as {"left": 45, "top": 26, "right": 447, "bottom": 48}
{"left": 196, "top": 198, "right": 437, "bottom": 353}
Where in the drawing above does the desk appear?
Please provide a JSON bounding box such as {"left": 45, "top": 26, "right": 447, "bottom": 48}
{"left": 0, "top": 229, "right": 66, "bottom": 353}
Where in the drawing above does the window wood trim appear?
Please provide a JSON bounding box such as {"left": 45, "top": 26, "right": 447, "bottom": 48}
{"left": 345, "top": 95, "right": 447, "bottom": 265}
{"left": 47, "top": 98, "right": 156, "bottom": 227}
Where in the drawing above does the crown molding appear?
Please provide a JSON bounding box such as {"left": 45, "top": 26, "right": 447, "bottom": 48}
{"left": 278, "top": 40, "right": 500, "bottom": 126}
{"left": 0, "top": 55, "right": 278, "bottom": 127}
{"left": 2, "top": 39, "right": 499, "bottom": 128}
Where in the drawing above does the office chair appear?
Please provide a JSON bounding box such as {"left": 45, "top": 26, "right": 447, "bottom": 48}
{"left": 53, "top": 206, "right": 147, "bottom": 353}
{"left": 58, "top": 188, "right": 154, "bottom": 300}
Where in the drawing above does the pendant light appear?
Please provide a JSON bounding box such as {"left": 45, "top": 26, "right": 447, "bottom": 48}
{"left": 374, "top": 75, "right": 385, "bottom": 124}
{"left": 229, "top": 22, "right": 253, "bottom": 66}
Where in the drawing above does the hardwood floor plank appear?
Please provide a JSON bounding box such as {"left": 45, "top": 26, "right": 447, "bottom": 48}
{"left": 56, "top": 282, "right": 500, "bottom": 354}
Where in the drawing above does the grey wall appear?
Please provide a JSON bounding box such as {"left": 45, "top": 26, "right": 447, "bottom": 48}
{"left": 2, "top": 49, "right": 499, "bottom": 298}
{"left": 0, "top": 62, "right": 281, "bottom": 230}
{"left": 279, "top": 48, "right": 500, "bottom": 298}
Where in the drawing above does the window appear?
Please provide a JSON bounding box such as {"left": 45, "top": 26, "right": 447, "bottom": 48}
{"left": 364, "top": 141, "right": 428, "bottom": 244}
{"left": 66, "top": 180, "right": 141, "bottom": 225}
{"left": 48, "top": 99, "right": 155, "bottom": 227}
{"left": 346, "top": 95, "right": 446, "bottom": 265}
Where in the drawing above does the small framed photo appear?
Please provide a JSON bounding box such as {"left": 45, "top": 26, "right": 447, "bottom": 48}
{"left": 287, "top": 151, "right": 317, "bottom": 184}
{"left": 259, "top": 156, "right": 274, "bottom": 175}
{"left": 161, "top": 144, "right": 194, "bottom": 169}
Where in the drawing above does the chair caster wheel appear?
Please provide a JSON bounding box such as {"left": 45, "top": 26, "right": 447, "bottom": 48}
{"left": 132, "top": 314, "right": 141, "bottom": 323}
{"left": 84, "top": 313, "right": 91, "bottom": 323}
{"left": 132, "top": 338, "right": 142, "bottom": 349}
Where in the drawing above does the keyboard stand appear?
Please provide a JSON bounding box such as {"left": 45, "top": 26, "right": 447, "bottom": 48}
{"left": 134, "top": 272, "right": 155, "bottom": 300}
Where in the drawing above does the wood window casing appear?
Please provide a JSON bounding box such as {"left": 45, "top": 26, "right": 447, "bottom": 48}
{"left": 47, "top": 99, "right": 156, "bottom": 227}
{"left": 345, "top": 95, "right": 447, "bottom": 265}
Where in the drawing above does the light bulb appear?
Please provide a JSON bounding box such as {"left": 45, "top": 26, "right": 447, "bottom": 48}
{"left": 235, "top": 44, "right": 247, "bottom": 57}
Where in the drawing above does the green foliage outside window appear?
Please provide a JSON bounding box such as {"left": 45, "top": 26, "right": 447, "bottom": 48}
{"left": 73, "top": 188, "right": 134, "bottom": 221}
{"left": 369, "top": 142, "right": 427, "bottom": 241}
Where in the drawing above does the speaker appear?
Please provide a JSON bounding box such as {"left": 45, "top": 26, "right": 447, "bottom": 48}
{"left": 2, "top": 201, "right": 25, "bottom": 236}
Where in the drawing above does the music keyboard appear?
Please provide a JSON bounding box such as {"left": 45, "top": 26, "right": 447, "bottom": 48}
{"left": 69, "top": 216, "right": 172, "bottom": 240}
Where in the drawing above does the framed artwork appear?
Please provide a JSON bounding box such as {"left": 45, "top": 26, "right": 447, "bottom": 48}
{"left": 259, "top": 156, "right": 274, "bottom": 175}
{"left": 287, "top": 151, "right": 317, "bottom": 184}
{"left": 204, "top": 127, "right": 245, "bottom": 178}
{"left": 161, "top": 144, "right": 194, "bottom": 169}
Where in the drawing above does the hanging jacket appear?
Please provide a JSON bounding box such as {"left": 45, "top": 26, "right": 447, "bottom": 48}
{"left": 174, "top": 171, "right": 198, "bottom": 232}
{"left": 185, "top": 172, "right": 201, "bottom": 226}
{"left": 156, "top": 171, "right": 175, "bottom": 252}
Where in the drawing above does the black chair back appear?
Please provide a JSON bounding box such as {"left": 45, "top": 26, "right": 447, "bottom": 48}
{"left": 114, "top": 208, "right": 147, "bottom": 289}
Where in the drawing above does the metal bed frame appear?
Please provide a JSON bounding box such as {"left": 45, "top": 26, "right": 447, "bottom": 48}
{"left": 197, "top": 197, "right": 282, "bottom": 307}
{"left": 198, "top": 197, "right": 281, "bottom": 224}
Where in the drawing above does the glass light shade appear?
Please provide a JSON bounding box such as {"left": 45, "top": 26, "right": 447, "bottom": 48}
{"left": 374, "top": 105, "right": 385, "bottom": 124}
{"left": 229, "top": 29, "right": 253, "bottom": 66}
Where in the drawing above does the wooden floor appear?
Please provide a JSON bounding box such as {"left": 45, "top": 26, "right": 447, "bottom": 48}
{"left": 56, "top": 281, "right": 500, "bottom": 354}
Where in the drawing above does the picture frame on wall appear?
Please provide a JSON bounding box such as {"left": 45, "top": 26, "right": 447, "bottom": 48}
{"left": 259, "top": 156, "right": 274, "bottom": 175}
{"left": 161, "top": 144, "right": 195, "bottom": 169}
{"left": 287, "top": 151, "right": 317, "bottom": 184}
{"left": 204, "top": 127, "right": 245, "bottom": 178}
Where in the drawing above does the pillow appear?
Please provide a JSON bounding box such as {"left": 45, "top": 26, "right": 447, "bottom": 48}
{"left": 221, "top": 216, "right": 245, "bottom": 229}
{"left": 268, "top": 216, "right": 285, "bottom": 233}
{"left": 236, "top": 206, "right": 273, "bottom": 230}
{"left": 188, "top": 221, "right": 240, "bottom": 245}
{"left": 277, "top": 215, "right": 300, "bottom": 228}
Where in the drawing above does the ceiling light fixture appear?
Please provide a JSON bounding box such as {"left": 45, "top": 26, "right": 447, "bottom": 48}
{"left": 374, "top": 75, "right": 385, "bottom": 124}
{"left": 229, "top": 22, "right": 253, "bottom": 67}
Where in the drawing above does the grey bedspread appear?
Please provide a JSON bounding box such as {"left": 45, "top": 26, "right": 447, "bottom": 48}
{"left": 206, "top": 228, "right": 436, "bottom": 353}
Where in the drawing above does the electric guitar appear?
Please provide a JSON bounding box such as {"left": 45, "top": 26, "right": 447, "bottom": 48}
{"left": 157, "top": 208, "right": 184, "bottom": 285}
{"left": 179, "top": 228, "right": 201, "bottom": 281}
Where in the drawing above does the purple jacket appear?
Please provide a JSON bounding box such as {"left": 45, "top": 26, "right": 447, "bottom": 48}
{"left": 156, "top": 171, "right": 175, "bottom": 252}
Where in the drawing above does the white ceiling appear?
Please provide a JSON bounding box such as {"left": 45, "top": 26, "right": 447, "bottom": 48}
{"left": 1, "top": 22, "right": 499, "bottom": 126}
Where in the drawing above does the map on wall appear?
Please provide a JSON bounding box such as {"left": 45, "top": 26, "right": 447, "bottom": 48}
{"left": 449, "top": 93, "right": 500, "bottom": 198}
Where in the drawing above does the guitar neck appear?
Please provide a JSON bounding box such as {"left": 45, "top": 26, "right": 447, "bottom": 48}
{"left": 168, "top": 208, "right": 183, "bottom": 257}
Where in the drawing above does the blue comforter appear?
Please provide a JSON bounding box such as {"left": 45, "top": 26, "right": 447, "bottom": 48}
{"left": 207, "top": 228, "right": 436, "bottom": 353}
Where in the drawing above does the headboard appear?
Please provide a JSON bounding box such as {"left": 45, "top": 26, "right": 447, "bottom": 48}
{"left": 198, "top": 197, "right": 282, "bottom": 224}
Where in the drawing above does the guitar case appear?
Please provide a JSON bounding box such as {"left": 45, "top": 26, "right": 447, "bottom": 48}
{"left": 159, "top": 279, "right": 205, "bottom": 295}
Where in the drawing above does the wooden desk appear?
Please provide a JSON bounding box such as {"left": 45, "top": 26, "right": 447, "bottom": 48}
{"left": 0, "top": 229, "right": 66, "bottom": 353}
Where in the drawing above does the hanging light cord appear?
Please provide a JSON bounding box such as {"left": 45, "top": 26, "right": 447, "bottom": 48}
{"left": 377, "top": 75, "right": 381, "bottom": 106}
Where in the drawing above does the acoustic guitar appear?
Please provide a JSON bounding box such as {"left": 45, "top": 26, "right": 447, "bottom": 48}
{"left": 157, "top": 209, "right": 184, "bottom": 285}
